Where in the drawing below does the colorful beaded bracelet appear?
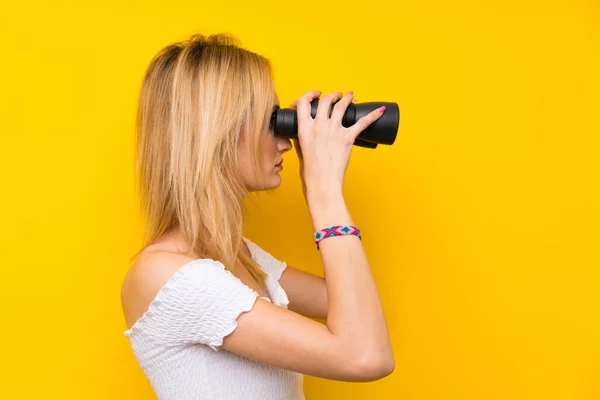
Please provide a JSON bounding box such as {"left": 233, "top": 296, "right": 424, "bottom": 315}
{"left": 314, "top": 225, "right": 362, "bottom": 250}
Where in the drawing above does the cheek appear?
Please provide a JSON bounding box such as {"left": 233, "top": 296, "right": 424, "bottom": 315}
{"left": 265, "top": 134, "right": 277, "bottom": 157}
{"left": 238, "top": 138, "right": 252, "bottom": 176}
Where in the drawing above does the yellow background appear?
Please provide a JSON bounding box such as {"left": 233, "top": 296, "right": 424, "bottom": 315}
{"left": 1, "top": 0, "right": 599, "bottom": 398}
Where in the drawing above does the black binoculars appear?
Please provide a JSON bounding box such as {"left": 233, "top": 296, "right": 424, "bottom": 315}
{"left": 270, "top": 98, "right": 400, "bottom": 148}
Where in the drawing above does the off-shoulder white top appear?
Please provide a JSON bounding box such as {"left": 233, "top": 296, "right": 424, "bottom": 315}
{"left": 123, "top": 237, "right": 304, "bottom": 400}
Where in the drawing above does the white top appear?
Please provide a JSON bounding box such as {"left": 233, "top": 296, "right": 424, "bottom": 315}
{"left": 124, "top": 237, "right": 305, "bottom": 400}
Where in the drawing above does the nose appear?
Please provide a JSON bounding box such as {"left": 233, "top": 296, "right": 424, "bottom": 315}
{"left": 277, "top": 136, "right": 292, "bottom": 153}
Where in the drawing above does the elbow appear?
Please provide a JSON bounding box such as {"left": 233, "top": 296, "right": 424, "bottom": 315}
{"left": 352, "top": 354, "right": 396, "bottom": 382}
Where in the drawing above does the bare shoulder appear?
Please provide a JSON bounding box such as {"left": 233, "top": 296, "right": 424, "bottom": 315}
{"left": 120, "top": 249, "right": 197, "bottom": 330}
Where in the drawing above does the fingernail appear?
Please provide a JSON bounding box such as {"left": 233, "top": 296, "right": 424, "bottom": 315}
{"left": 378, "top": 106, "right": 386, "bottom": 113}
{"left": 353, "top": 99, "right": 358, "bottom": 103}
{"left": 348, "top": 90, "right": 354, "bottom": 96}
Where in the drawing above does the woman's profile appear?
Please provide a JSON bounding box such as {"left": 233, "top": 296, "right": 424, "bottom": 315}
{"left": 120, "top": 32, "right": 394, "bottom": 400}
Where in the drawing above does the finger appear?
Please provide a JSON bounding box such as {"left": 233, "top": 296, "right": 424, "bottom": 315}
{"left": 330, "top": 90, "right": 354, "bottom": 124}
{"left": 295, "top": 90, "right": 322, "bottom": 125}
{"left": 347, "top": 106, "right": 386, "bottom": 139}
{"left": 315, "top": 91, "right": 343, "bottom": 120}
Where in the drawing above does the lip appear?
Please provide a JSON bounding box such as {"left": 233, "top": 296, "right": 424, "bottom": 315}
{"left": 275, "top": 162, "right": 283, "bottom": 170}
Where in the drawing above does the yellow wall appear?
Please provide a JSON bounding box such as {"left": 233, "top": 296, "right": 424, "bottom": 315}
{"left": 1, "top": 1, "right": 598, "bottom": 398}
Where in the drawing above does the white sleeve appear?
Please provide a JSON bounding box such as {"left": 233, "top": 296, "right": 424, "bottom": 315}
{"left": 138, "top": 259, "right": 260, "bottom": 351}
{"left": 243, "top": 237, "right": 288, "bottom": 281}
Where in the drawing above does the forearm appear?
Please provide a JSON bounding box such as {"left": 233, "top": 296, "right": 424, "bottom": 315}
{"left": 307, "top": 192, "right": 393, "bottom": 367}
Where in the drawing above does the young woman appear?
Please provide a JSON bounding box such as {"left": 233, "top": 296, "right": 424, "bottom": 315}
{"left": 120, "top": 33, "right": 394, "bottom": 400}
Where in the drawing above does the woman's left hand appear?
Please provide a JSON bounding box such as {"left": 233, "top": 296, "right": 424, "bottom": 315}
{"left": 287, "top": 95, "right": 358, "bottom": 203}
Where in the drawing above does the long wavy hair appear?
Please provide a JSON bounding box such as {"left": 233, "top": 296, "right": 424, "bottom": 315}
{"left": 130, "top": 33, "right": 277, "bottom": 286}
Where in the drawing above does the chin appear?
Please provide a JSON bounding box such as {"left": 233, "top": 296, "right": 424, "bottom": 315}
{"left": 248, "top": 173, "right": 282, "bottom": 192}
{"left": 265, "top": 173, "right": 283, "bottom": 190}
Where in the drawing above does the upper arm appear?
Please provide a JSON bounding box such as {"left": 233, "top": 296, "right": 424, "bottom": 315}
{"left": 279, "top": 266, "right": 328, "bottom": 320}
{"left": 121, "top": 252, "right": 393, "bottom": 382}
{"left": 243, "top": 237, "right": 328, "bottom": 320}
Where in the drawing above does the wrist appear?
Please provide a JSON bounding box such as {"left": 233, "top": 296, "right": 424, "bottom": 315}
{"left": 305, "top": 184, "right": 343, "bottom": 207}
{"left": 308, "top": 196, "right": 354, "bottom": 232}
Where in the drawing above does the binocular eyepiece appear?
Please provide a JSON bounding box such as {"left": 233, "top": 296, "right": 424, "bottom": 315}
{"left": 270, "top": 98, "right": 400, "bottom": 149}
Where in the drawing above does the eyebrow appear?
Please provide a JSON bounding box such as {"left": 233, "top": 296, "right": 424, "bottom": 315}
{"left": 272, "top": 104, "right": 280, "bottom": 112}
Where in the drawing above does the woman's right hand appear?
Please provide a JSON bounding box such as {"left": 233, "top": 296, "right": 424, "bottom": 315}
{"left": 293, "top": 90, "right": 385, "bottom": 203}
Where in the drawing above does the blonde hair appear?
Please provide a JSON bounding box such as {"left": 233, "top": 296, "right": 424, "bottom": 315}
{"left": 131, "top": 33, "right": 278, "bottom": 286}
